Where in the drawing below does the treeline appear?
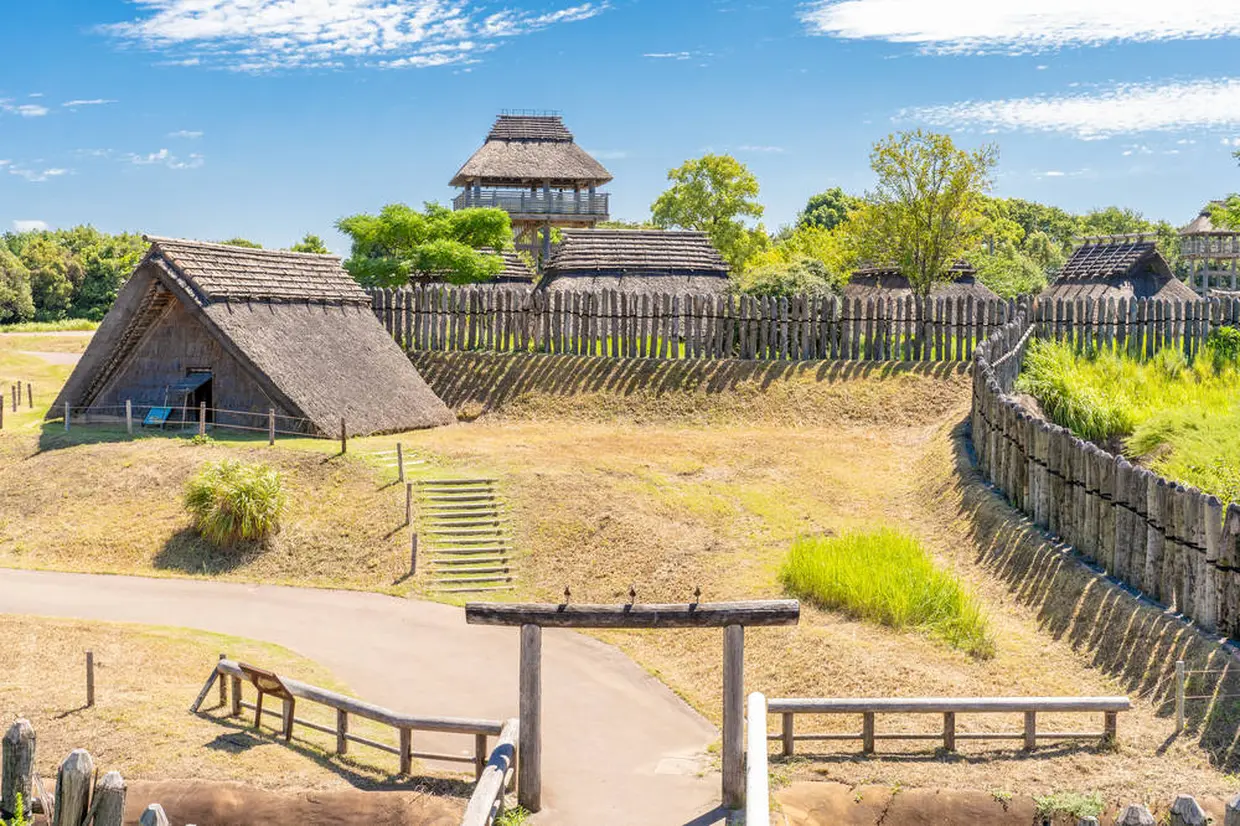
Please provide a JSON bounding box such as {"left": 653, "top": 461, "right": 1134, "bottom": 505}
{"left": 0, "top": 228, "right": 329, "bottom": 325}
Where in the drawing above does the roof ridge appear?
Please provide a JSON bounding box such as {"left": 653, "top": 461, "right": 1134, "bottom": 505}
{"left": 143, "top": 235, "right": 340, "bottom": 261}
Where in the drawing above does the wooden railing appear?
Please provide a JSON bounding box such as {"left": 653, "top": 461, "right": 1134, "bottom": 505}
{"left": 453, "top": 189, "right": 609, "bottom": 217}
{"left": 195, "top": 659, "right": 504, "bottom": 778}
{"left": 765, "top": 696, "right": 1131, "bottom": 755}
{"left": 460, "top": 718, "right": 519, "bottom": 826}
{"left": 745, "top": 692, "right": 770, "bottom": 826}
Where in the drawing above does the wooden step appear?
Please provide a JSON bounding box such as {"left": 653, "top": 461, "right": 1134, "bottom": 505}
{"left": 431, "top": 574, "right": 514, "bottom": 585}
{"left": 423, "top": 495, "right": 495, "bottom": 504}
{"left": 430, "top": 565, "right": 511, "bottom": 575}
{"left": 432, "top": 536, "right": 513, "bottom": 546}
{"left": 418, "top": 479, "right": 497, "bottom": 487}
{"left": 425, "top": 528, "right": 505, "bottom": 536}
{"left": 429, "top": 555, "right": 510, "bottom": 565}
{"left": 429, "top": 546, "right": 512, "bottom": 555}
{"left": 428, "top": 584, "right": 514, "bottom": 594}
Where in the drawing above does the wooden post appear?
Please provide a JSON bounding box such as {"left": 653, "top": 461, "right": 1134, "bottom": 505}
{"left": 1176, "top": 660, "right": 1186, "bottom": 732}
{"left": 0, "top": 398, "right": 4, "bottom": 430}
{"left": 861, "top": 712, "right": 875, "bottom": 754}
{"left": 1117, "top": 804, "right": 1156, "bottom": 826}
{"left": 943, "top": 711, "right": 956, "bottom": 752}
{"left": 474, "top": 732, "right": 487, "bottom": 781}
{"left": 336, "top": 709, "right": 348, "bottom": 755}
{"left": 125, "top": 400, "right": 133, "bottom": 435}
{"left": 282, "top": 697, "right": 295, "bottom": 741}
{"left": 1104, "top": 711, "right": 1118, "bottom": 745}
{"left": 1023, "top": 711, "right": 1037, "bottom": 750}
{"left": 26, "top": 382, "right": 31, "bottom": 409}
{"left": 781, "top": 712, "right": 794, "bottom": 757}
{"left": 268, "top": 408, "right": 276, "bottom": 445}
{"left": 518, "top": 623, "right": 542, "bottom": 813}
{"left": 91, "top": 770, "right": 127, "bottom": 826}
{"left": 410, "top": 533, "right": 418, "bottom": 575}
{"left": 52, "top": 748, "right": 94, "bottom": 826}
{"left": 397, "top": 442, "right": 405, "bottom": 482}
{"left": 1170, "top": 794, "right": 1208, "bottom": 826}
{"left": 198, "top": 401, "right": 206, "bottom": 435}
{"left": 399, "top": 727, "right": 412, "bottom": 775}
{"left": 722, "top": 624, "right": 744, "bottom": 808}
{"left": 340, "top": 417, "right": 347, "bottom": 454}
{"left": 230, "top": 676, "right": 242, "bottom": 717}
{"left": 64, "top": 402, "right": 70, "bottom": 432}
{"left": 1225, "top": 792, "right": 1240, "bottom": 826}
{"left": 1, "top": 719, "right": 35, "bottom": 817}
{"left": 138, "top": 803, "right": 171, "bottom": 826}
{"left": 405, "top": 482, "right": 413, "bottom": 526}
{"left": 218, "top": 653, "right": 227, "bottom": 706}
{"left": 86, "top": 650, "right": 95, "bottom": 707}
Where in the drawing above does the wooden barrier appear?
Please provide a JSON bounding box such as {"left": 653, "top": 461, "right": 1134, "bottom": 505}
{"left": 971, "top": 300, "right": 1240, "bottom": 637}
{"left": 745, "top": 693, "right": 770, "bottom": 826}
{"left": 767, "top": 696, "right": 1130, "bottom": 755}
{"left": 196, "top": 659, "right": 503, "bottom": 779}
{"left": 460, "top": 718, "right": 519, "bottom": 826}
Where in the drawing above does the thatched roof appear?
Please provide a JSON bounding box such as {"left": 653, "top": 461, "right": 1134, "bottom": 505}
{"left": 1042, "top": 239, "right": 1198, "bottom": 302}
{"left": 53, "top": 238, "right": 454, "bottom": 436}
{"left": 1180, "top": 203, "right": 1236, "bottom": 236}
{"left": 543, "top": 229, "right": 730, "bottom": 294}
{"left": 844, "top": 261, "right": 995, "bottom": 301}
{"left": 411, "top": 248, "right": 536, "bottom": 289}
{"left": 450, "top": 115, "right": 613, "bottom": 188}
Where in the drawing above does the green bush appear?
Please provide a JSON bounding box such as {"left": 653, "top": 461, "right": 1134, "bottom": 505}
{"left": 184, "top": 460, "right": 287, "bottom": 547}
{"left": 1207, "top": 325, "right": 1240, "bottom": 370}
{"left": 779, "top": 529, "right": 994, "bottom": 658}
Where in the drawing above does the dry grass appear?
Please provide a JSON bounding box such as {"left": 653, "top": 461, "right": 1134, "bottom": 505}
{"left": 3, "top": 337, "right": 1239, "bottom": 804}
{"left": 0, "top": 615, "right": 468, "bottom": 795}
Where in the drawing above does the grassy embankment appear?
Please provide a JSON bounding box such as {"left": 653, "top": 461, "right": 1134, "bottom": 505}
{"left": 3, "top": 337, "right": 1239, "bottom": 803}
{"left": 1016, "top": 337, "right": 1240, "bottom": 503}
{"left": 0, "top": 319, "right": 100, "bottom": 333}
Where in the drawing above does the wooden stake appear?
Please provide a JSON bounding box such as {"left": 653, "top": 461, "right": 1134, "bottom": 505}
{"left": 86, "top": 651, "right": 95, "bottom": 707}
{"left": 138, "top": 803, "right": 170, "bottom": 826}
{"left": 397, "top": 442, "right": 405, "bottom": 482}
{"left": 125, "top": 400, "right": 133, "bottom": 435}
{"left": 518, "top": 623, "right": 542, "bottom": 813}
{"left": 64, "top": 402, "right": 70, "bottom": 432}
{"left": 410, "top": 533, "right": 418, "bottom": 575}
{"left": 25, "top": 382, "right": 31, "bottom": 410}
{"left": 91, "top": 770, "right": 127, "bottom": 826}
{"left": 268, "top": 408, "right": 276, "bottom": 446}
{"left": 722, "top": 624, "right": 744, "bottom": 808}
{"left": 198, "top": 401, "right": 206, "bottom": 436}
{"left": 340, "top": 417, "right": 347, "bottom": 454}
{"left": 218, "top": 653, "right": 227, "bottom": 706}
{"left": 1176, "top": 660, "right": 1186, "bottom": 732}
{"left": 1, "top": 719, "right": 35, "bottom": 817}
{"left": 405, "top": 482, "right": 413, "bottom": 526}
{"left": 53, "top": 749, "right": 94, "bottom": 826}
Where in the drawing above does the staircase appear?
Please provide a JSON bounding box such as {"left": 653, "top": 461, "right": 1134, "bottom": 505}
{"left": 417, "top": 479, "right": 515, "bottom": 594}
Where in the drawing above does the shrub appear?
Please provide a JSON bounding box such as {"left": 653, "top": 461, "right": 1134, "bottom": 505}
{"left": 779, "top": 529, "right": 994, "bottom": 658}
{"left": 184, "top": 460, "right": 287, "bottom": 547}
{"left": 1207, "top": 325, "right": 1240, "bottom": 370}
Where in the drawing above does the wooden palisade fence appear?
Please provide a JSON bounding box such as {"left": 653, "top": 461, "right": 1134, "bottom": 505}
{"left": 370, "top": 286, "right": 1016, "bottom": 362}
{"left": 972, "top": 297, "right": 1240, "bottom": 637}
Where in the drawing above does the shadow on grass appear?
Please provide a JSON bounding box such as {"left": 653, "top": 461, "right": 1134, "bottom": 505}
{"left": 943, "top": 419, "right": 1240, "bottom": 772}
{"left": 154, "top": 528, "right": 264, "bottom": 575}
{"left": 193, "top": 705, "right": 474, "bottom": 795}
{"left": 32, "top": 421, "right": 283, "bottom": 456}
{"left": 410, "top": 351, "right": 967, "bottom": 413}
{"left": 774, "top": 741, "right": 1109, "bottom": 766}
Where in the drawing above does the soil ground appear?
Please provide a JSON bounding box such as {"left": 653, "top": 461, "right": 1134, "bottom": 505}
{"left": 3, "top": 337, "right": 1239, "bottom": 812}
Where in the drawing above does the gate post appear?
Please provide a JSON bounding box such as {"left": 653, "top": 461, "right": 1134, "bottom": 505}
{"left": 519, "top": 623, "right": 542, "bottom": 812}
{"left": 722, "top": 623, "right": 745, "bottom": 809}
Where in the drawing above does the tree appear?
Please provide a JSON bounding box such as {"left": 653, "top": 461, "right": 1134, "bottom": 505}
{"left": 336, "top": 202, "right": 513, "bottom": 287}
{"left": 1075, "top": 207, "right": 1181, "bottom": 269}
{"left": 219, "top": 238, "right": 263, "bottom": 249}
{"left": 732, "top": 257, "right": 841, "bottom": 298}
{"left": 1210, "top": 150, "right": 1240, "bottom": 229}
{"left": 651, "top": 154, "right": 768, "bottom": 272}
{"left": 798, "top": 187, "right": 860, "bottom": 231}
{"left": 972, "top": 250, "right": 1047, "bottom": 299}
{"left": 289, "top": 233, "right": 330, "bottom": 254}
{"left": 20, "top": 237, "right": 83, "bottom": 321}
{"left": 846, "top": 130, "right": 998, "bottom": 296}
{"left": 0, "top": 246, "right": 34, "bottom": 324}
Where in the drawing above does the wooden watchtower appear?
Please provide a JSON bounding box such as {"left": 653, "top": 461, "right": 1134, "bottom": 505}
{"left": 1180, "top": 203, "right": 1240, "bottom": 296}
{"left": 450, "top": 111, "right": 613, "bottom": 270}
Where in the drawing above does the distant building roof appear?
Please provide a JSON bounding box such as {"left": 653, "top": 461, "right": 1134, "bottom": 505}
{"left": 450, "top": 114, "right": 613, "bottom": 188}
{"left": 1180, "top": 203, "right": 1236, "bottom": 236}
{"left": 845, "top": 271, "right": 998, "bottom": 302}
{"left": 543, "top": 229, "right": 729, "bottom": 294}
{"left": 411, "top": 248, "right": 536, "bottom": 289}
{"left": 1043, "top": 238, "right": 1198, "bottom": 302}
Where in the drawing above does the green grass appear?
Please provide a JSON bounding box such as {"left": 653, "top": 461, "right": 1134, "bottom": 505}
{"left": 0, "top": 318, "right": 99, "bottom": 333}
{"left": 779, "top": 529, "right": 994, "bottom": 658}
{"left": 184, "top": 459, "right": 288, "bottom": 547}
{"left": 1016, "top": 336, "right": 1240, "bottom": 502}
{"left": 1033, "top": 791, "right": 1104, "bottom": 821}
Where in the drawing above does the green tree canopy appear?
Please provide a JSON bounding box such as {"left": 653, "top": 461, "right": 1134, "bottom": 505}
{"left": 0, "top": 246, "right": 35, "bottom": 324}
{"left": 336, "top": 202, "right": 513, "bottom": 287}
{"left": 651, "top": 153, "right": 768, "bottom": 272}
{"left": 846, "top": 130, "right": 998, "bottom": 296}
{"left": 797, "top": 187, "right": 861, "bottom": 231}
{"left": 289, "top": 233, "right": 330, "bottom": 254}
{"left": 1210, "top": 150, "right": 1240, "bottom": 229}
{"left": 732, "top": 257, "right": 841, "bottom": 298}
{"left": 219, "top": 238, "right": 263, "bottom": 248}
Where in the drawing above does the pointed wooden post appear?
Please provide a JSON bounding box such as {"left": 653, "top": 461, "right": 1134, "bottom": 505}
{"left": 52, "top": 749, "right": 94, "bottom": 826}
{"left": 1, "top": 719, "right": 35, "bottom": 817}
{"left": 86, "top": 650, "right": 95, "bottom": 707}
{"left": 91, "top": 771, "right": 127, "bottom": 826}
{"left": 139, "top": 803, "right": 170, "bottom": 826}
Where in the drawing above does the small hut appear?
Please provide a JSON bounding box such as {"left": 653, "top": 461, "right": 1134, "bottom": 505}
{"left": 451, "top": 113, "right": 613, "bottom": 264}
{"left": 53, "top": 237, "right": 454, "bottom": 436}
{"left": 844, "top": 262, "right": 998, "bottom": 302}
{"left": 1179, "top": 203, "right": 1240, "bottom": 297}
{"left": 1043, "top": 236, "right": 1198, "bottom": 302}
{"left": 411, "top": 248, "right": 536, "bottom": 291}
{"left": 542, "top": 229, "right": 730, "bottom": 294}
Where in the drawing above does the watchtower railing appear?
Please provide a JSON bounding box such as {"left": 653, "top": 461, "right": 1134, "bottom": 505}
{"left": 453, "top": 189, "right": 609, "bottom": 218}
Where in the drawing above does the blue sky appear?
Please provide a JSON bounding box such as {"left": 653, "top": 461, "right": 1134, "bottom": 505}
{"left": 3, "top": 1, "right": 1240, "bottom": 252}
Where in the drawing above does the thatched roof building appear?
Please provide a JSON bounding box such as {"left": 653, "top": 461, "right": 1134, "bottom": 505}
{"left": 53, "top": 238, "right": 454, "bottom": 436}
{"left": 1180, "top": 203, "right": 1239, "bottom": 296}
{"left": 411, "top": 248, "right": 536, "bottom": 290}
{"left": 450, "top": 115, "right": 613, "bottom": 189}
{"left": 542, "top": 229, "right": 730, "bottom": 294}
{"left": 844, "top": 262, "right": 998, "bottom": 302}
{"left": 1043, "top": 237, "right": 1198, "bottom": 302}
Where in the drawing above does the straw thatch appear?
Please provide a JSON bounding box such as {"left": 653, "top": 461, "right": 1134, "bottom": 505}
{"left": 1043, "top": 238, "right": 1198, "bottom": 302}
{"left": 542, "top": 229, "right": 730, "bottom": 294}
{"left": 844, "top": 261, "right": 995, "bottom": 301}
{"left": 449, "top": 115, "right": 613, "bottom": 187}
{"left": 52, "top": 238, "right": 454, "bottom": 436}
{"left": 1180, "top": 203, "right": 1232, "bottom": 237}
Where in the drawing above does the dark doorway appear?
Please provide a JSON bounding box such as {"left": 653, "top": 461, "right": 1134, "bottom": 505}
{"left": 187, "top": 370, "right": 213, "bottom": 424}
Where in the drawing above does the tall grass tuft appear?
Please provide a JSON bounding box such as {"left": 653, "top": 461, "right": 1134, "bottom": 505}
{"left": 779, "top": 529, "right": 994, "bottom": 658}
{"left": 184, "top": 460, "right": 287, "bottom": 548}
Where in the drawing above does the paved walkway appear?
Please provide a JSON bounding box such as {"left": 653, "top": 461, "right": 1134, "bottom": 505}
{"left": 0, "top": 569, "right": 722, "bottom": 825}
{"left": 16, "top": 350, "right": 81, "bottom": 365}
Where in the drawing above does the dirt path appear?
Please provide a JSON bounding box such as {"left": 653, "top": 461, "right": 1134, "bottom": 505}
{"left": 0, "top": 569, "right": 720, "bottom": 825}
{"left": 16, "top": 350, "right": 81, "bottom": 365}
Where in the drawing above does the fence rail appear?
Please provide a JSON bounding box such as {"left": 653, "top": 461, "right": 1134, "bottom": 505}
{"left": 766, "top": 696, "right": 1130, "bottom": 756}
{"left": 972, "top": 300, "right": 1240, "bottom": 637}
{"left": 460, "top": 718, "right": 519, "bottom": 826}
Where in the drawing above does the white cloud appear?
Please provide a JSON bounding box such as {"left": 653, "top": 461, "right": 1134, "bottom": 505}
{"left": 123, "top": 148, "right": 204, "bottom": 169}
{"left": 62, "top": 99, "right": 117, "bottom": 107}
{"left": 106, "top": 0, "right": 607, "bottom": 71}
{"left": 644, "top": 51, "right": 691, "bottom": 59}
{"left": 1, "top": 101, "right": 50, "bottom": 117}
{"left": 28, "top": 93, "right": 43, "bottom": 98}
{"left": 584, "top": 148, "right": 628, "bottom": 160}
{"left": 13, "top": 220, "right": 49, "bottom": 232}
{"left": 1223, "top": 137, "right": 1240, "bottom": 147}
{"left": 803, "top": 0, "right": 1240, "bottom": 54}
{"left": 9, "top": 167, "right": 70, "bottom": 182}
{"left": 908, "top": 77, "right": 1240, "bottom": 138}
{"left": 1039, "top": 170, "right": 1066, "bottom": 177}
{"left": 168, "top": 129, "right": 203, "bottom": 138}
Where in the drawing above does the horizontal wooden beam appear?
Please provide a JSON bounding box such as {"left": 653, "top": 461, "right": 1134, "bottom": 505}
{"left": 464, "top": 600, "right": 800, "bottom": 628}
{"left": 767, "top": 697, "right": 1131, "bottom": 714}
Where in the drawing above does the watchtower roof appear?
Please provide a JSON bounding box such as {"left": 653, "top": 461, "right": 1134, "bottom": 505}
{"left": 450, "top": 114, "right": 613, "bottom": 188}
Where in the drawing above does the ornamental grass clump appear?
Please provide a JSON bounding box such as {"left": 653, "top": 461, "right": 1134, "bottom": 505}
{"left": 780, "top": 528, "right": 994, "bottom": 658}
{"left": 184, "top": 459, "right": 287, "bottom": 547}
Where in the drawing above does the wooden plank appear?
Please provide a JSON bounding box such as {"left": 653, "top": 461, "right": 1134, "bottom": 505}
{"left": 767, "top": 697, "right": 1131, "bottom": 714}
{"left": 722, "top": 625, "right": 744, "bottom": 809}
{"left": 461, "top": 718, "right": 519, "bottom": 826}
{"left": 465, "top": 600, "right": 800, "bottom": 628}
{"left": 518, "top": 624, "right": 542, "bottom": 813}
